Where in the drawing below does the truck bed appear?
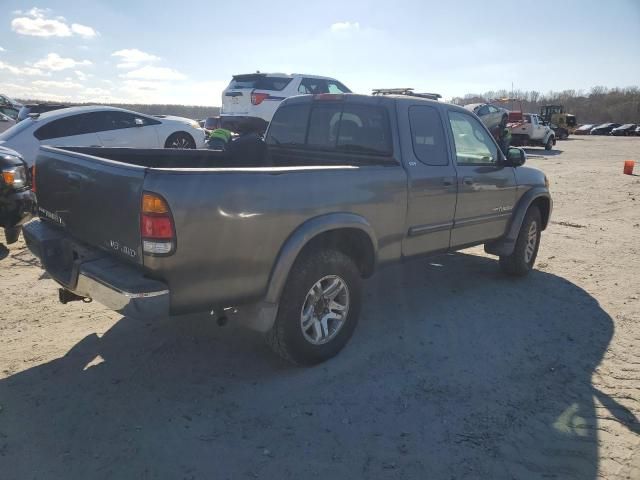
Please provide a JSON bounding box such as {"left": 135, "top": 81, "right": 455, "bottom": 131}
{"left": 33, "top": 145, "right": 408, "bottom": 314}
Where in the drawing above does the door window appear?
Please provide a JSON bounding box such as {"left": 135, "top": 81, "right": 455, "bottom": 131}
{"left": 34, "top": 113, "right": 103, "bottom": 140}
{"left": 476, "top": 105, "right": 489, "bottom": 116}
{"left": 487, "top": 105, "right": 499, "bottom": 113}
{"left": 447, "top": 111, "right": 498, "bottom": 165}
{"left": 326, "top": 81, "right": 351, "bottom": 94}
{"left": 298, "top": 78, "right": 329, "bottom": 94}
{"left": 408, "top": 105, "right": 448, "bottom": 166}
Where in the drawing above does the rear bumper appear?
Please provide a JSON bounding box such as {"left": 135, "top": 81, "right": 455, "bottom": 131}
{"left": 23, "top": 219, "right": 169, "bottom": 320}
{"left": 0, "top": 189, "right": 36, "bottom": 229}
{"left": 218, "top": 115, "right": 268, "bottom": 133}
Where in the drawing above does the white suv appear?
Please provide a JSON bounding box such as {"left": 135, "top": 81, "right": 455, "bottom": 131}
{"left": 220, "top": 73, "right": 351, "bottom": 132}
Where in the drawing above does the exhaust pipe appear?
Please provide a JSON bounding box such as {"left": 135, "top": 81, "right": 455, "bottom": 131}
{"left": 58, "top": 288, "right": 91, "bottom": 304}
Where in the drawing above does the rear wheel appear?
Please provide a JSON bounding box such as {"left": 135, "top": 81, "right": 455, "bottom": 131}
{"left": 499, "top": 206, "right": 541, "bottom": 276}
{"left": 165, "top": 132, "right": 196, "bottom": 149}
{"left": 266, "top": 249, "right": 362, "bottom": 365}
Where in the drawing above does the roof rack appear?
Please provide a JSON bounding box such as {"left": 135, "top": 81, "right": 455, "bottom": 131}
{"left": 372, "top": 88, "right": 442, "bottom": 100}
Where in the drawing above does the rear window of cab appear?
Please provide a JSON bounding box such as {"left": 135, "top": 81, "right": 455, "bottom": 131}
{"left": 266, "top": 102, "right": 392, "bottom": 157}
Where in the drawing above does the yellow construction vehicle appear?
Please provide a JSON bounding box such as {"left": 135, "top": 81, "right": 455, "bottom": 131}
{"left": 539, "top": 105, "right": 577, "bottom": 140}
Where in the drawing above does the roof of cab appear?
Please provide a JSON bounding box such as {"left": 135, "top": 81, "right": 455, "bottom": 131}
{"left": 280, "top": 92, "right": 462, "bottom": 111}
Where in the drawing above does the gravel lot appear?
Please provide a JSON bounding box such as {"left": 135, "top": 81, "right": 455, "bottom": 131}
{"left": 0, "top": 136, "right": 638, "bottom": 479}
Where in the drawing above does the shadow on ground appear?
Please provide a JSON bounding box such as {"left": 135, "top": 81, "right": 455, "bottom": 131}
{"left": 524, "top": 147, "right": 563, "bottom": 157}
{"left": 1, "top": 252, "right": 635, "bottom": 479}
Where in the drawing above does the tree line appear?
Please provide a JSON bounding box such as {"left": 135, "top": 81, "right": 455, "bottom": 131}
{"left": 15, "top": 99, "right": 220, "bottom": 120}
{"left": 450, "top": 86, "right": 640, "bottom": 124}
{"left": 18, "top": 85, "right": 640, "bottom": 125}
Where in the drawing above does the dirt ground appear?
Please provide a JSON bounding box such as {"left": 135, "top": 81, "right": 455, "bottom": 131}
{"left": 0, "top": 136, "right": 638, "bottom": 480}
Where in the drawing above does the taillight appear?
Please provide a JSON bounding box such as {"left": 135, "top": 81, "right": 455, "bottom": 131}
{"left": 251, "top": 91, "right": 269, "bottom": 105}
{"left": 141, "top": 192, "right": 175, "bottom": 255}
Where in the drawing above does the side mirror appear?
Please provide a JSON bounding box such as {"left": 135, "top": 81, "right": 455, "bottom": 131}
{"left": 506, "top": 147, "right": 526, "bottom": 167}
{"left": 134, "top": 118, "right": 144, "bottom": 127}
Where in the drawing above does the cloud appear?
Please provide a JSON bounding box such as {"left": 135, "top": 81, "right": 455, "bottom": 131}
{"left": 112, "top": 49, "right": 160, "bottom": 69}
{"left": 330, "top": 21, "right": 360, "bottom": 32}
{"left": 74, "top": 70, "right": 92, "bottom": 81}
{"left": 11, "top": 8, "right": 97, "bottom": 38}
{"left": 71, "top": 23, "right": 97, "bottom": 38}
{"left": 33, "top": 53, "right": 92, "bottom": 71}
{"left": 117, "top": 79, "right": 225, "bottom": 106}
{"left": 0, "top": 47, "right": 5, "bottom": 52}
{"left": 120, "top": 65, "right": 186, "bottom": 81}
{"left": 0, "top": 60, "right": 45, "bottom": 76}
{"left": 32, "top": 80, "right": 83, "bottom": 89}
{"left": 0, "top": 81, "right": 118, "bottom": 103}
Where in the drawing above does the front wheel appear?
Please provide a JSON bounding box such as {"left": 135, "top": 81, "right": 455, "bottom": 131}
{"left": 165, "top": 132, "right": 196, "bottom": 149}
{"left": 499, "top": 206, "right": 541, "bottom": 276}
{"left": 266, "top": 249, "right": 362, "bottom": 365}
{"left": 545, "top": 136, "right": 554, "bottom": 150}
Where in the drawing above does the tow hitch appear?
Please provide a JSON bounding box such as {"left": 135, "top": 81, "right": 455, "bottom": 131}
{"left": 58, "top": 288, "right": 92, "bottom": 304}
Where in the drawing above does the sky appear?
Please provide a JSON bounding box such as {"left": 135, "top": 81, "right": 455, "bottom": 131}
{"left": 1, "top": 0, "right": 639, "bottom": 106}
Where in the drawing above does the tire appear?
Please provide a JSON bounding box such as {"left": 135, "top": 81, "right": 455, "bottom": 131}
{"left": 165, "top": 132, "right": 196, "bottom": 149}
{"left": 266, "top": 249, "right": 362, "bottom": 365}
{"left": 500, "top": 114, "right": 508, "bottom": 129}
{"left": 4, "top": 227, "right": 19, "bottom": 245}
{"left": 499, "top": 206, "right": 542, "bottom": 276}
{"left": 544, "top": 136, "right": 554, "bottom": 150}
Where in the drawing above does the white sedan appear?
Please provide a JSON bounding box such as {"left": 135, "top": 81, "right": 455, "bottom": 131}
{"left": 0, "top": 106, "right": 207, "bottom": 166}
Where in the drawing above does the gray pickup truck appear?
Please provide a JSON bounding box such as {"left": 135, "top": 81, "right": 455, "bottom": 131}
{"left": 24, "top": 93, "right": 551, "bottom": 364}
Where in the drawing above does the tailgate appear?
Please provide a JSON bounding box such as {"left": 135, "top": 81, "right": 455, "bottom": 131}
{"left": 35, "top": 146, "right": 146, "bottom": 265}
{"left": 222, "top": 89, "right": 252, "bottom": 115}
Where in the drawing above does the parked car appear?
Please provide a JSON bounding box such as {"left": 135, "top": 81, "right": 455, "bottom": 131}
{"left": 0, "top": 94, "right": 22, "bottom": 120}
{"left": 509, "top": 113, "right": 556, "bottom": 150}
{"left": 574, "top": 124, "right": 595, "bottom": 135}
{"left": 17, "top": 103, "right": 69, "bottom": 122}
{"left": 635, "top": 126, "right": 640, "bottom": 136}
{"left": 590, "top": 123, "right": 621, "bottom": 135}
{"left": 0, "top": 112, "right": 16, "bottom": 134}
{"left": 463, "top": 103, "right": 509, "bottom": 132}
{"left": 0, "top": 106, "right": 207, "bottom": 166}
{"left": 221, "top": 73, "right": 351, "bottom": 133}
{"left": 0, "top": 145, "right": 35, "bottom": 245}
{"left": 610, "top": 124, "right": 637, "bottom": 136}
{"left": 24, "top": 92, "right": 552, "bottom": 364}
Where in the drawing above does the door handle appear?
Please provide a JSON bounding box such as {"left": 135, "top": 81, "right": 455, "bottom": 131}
{"left": 442, "top": 177, "right": 454, "bottom": 186}
{"left": 463, "top": 176, "right": 474, "bottom": 186}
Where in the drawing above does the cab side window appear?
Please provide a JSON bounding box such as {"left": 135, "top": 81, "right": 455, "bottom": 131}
{"left": 408, "top": 105, "right": 448, "bottom": 166}
{"left": 447, "top": 111, "right": 498, "bottom": 166}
